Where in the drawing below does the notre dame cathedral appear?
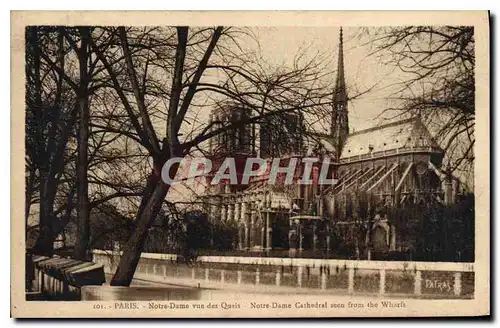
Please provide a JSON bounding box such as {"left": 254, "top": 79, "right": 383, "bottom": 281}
{"left": 202, "top": 28, "right": 461, "bottom": 258}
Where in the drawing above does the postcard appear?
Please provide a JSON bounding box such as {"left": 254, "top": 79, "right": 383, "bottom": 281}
{"left": 11, "top": 10, "right": 490, "bottom": 318}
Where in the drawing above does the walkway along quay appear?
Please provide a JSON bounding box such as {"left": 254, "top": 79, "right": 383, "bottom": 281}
{"left": 92, "top": 250, "right": 474, "bottom": 299}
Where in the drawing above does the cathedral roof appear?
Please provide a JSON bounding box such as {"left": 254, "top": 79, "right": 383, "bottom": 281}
{"left": 312, "top": 116, "right": 443, "bottom": 160}
{"left": 339, "top": 117, "right": 442, "bottom": 160}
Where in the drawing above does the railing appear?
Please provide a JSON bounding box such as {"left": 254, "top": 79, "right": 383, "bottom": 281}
{"left": 339, "top": 147, "right": 442, "bottom": 164}
{"left": 92, "top": 250, "right": 474, "bottom": 299}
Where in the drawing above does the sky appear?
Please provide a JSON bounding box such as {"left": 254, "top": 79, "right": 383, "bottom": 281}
{"left": 247, "top": 26, "right": 400, "bottom": 132}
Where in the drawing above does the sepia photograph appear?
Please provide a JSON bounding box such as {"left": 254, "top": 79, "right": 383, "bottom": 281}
{"left": 11, "top": 11, "right": 490, "bottom": 318}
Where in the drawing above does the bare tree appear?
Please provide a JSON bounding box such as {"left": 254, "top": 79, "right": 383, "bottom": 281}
{"left": 26, "top": 26, "right": 145, "bottom": 256}
{"left": 91, "top": 26, "right": 341, "bottom": 286}
{"left": 26, "top": 26, "right": 79, "bottom": 255}
{"left": 70, "top": 27, "right": 93, "bottom": 260}
{"left": 364, "top": 26, "right": 474, "bottom": 183}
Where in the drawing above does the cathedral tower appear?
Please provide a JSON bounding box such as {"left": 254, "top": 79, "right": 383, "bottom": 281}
{"left": 331, "top": 27, "right": 349, "bottom": 160}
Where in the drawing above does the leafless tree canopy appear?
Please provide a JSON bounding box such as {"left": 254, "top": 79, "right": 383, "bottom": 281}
{"left": 364, "top": 26, "right": 475, "bottom": 181}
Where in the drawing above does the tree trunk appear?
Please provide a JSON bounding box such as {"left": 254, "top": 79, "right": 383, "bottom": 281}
{"left": 73, "top": 90, "right": 90, "bottom": 259}
{"left": 32, "top": 169, "right": 59, "bottom": 255}
{"left": 32, "top": 227, "right": 54, "bottom": 256}
{"left": 110, "top": 177, "right": 171, "bottom": 286}
{"left": 73, "top": 27, "right": 91, "bottom": 260}
{"left": 25, "top": 166, "right": 36, "bottom": 241}
{"left": 32, "top": 224, "right": 54, "bottom": 256}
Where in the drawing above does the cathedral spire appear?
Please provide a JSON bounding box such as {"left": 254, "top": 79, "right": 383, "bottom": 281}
{"left": 334, "top": 27, "right": 348, "bottom": 105}
{"left": 331, "top": 27, "right": 349, "bottom": 160}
